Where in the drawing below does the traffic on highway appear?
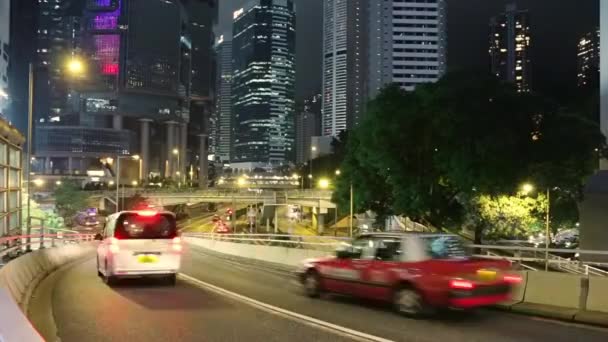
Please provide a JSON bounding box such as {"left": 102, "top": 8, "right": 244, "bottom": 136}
{"left": 18, "top": 210, "right": 608, "bottom": 341}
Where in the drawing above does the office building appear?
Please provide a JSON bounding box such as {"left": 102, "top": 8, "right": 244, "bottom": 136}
{"left": 34, "top": 0, "right": 194, "bottom": 183}
{"left": 0, "top": 0, "right": 10, "bottom": 118}
{"left": 213, "top": 35, "right": 232, "bottom": 163}
{"left": 489, "top": 3, "right": 531, "bottom": 93}
{"left": 0, "top": 117, "right": 24, "bottom": 238}
{"left": 321, "top": 0, "right": 368, "bottom": 137}
{"left": 368, "top": 0, "right": 447, "bottom": 97}
{"left": 232, "top": 0, "right": 296, "bottom": 168}
{"left": 577, "top": 29, "right": 600, "bottom": 88}
{"left": 295, "top": 94, "right": 321, "bottom": 164}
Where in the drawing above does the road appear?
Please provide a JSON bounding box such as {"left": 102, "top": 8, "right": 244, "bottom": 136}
{"left": 29, "top": 244, "right": 608, "bottom": 342}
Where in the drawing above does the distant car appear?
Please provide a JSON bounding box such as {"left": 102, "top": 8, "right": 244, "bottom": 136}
{"left": 296, "top": 233, "right": 521, "bottom": 317}
{"left": 212, "top": 214, "right": 221, "bottom": 223}
{"left": 96, "top": 210, "right": 182, "bottom": 286}
{"left": 214, "top": 222, "right": 231, "bottom": 234}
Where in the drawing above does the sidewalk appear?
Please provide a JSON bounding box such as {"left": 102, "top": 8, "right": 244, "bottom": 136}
{"left": 495, "top": 300, "right": 608, "bottom": 327}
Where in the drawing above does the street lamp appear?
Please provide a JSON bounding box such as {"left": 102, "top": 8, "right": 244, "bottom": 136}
{"left": 67, "top": 58, "right": 85, "bottom": 75}
{"left": 318, "top": 178, "right": 330, "bottom": 189}
{"left": 520, "top": 182, "right": 551, "bottom": 271}
{"left": 335, "top": 169, "right": 341, "bottom": 176}
{"left": 335, "top": 170, "right": 354, "bottom": 237}
{"left": 115, "top": 154, "right": 141, "bottom": 212}
{"left": 172, "top": 148, "right": 182, "bottom": 187}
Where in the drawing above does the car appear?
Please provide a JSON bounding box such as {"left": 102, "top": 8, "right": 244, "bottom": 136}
{"left": 95, "top": 210, "right": 182, "bottom": 286}
{"left": 214, "top": 222, "right": 231, "bottom": 234}
{"left": 296, "top": 233, "right": 521, "bottom": 317}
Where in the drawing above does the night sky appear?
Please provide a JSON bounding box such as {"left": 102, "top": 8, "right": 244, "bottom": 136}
{"left": 216, "top": 0, "right": 599, "bottom": 100}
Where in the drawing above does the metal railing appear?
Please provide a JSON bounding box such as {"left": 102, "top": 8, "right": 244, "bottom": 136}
{"left": 184, "top": 233, "right": 608, "bottom": 275}
{"left": 0, "top": 233, "right": 96, "bottom": 260}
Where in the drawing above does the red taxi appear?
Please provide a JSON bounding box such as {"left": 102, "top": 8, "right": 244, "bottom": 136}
{"left": 296, "top": 233, "right": 521, "bottom": 317}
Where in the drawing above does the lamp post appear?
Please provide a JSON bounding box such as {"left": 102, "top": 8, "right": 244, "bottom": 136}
{"left": 521, "top": 183, "right": 551, "bottom": 271}
{"left": 173, "top": 148, "right": 181, "bottom": 187}
{"left": 335, "top": 170, "right": 353, "bottom": 238}
{"left": 309, "top": 146, "right": 317, "bottom": 188}
{"left": 115, "top": 154, "right": 140, "bottom": 212}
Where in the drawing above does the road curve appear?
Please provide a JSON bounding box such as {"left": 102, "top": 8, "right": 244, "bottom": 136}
{"left": 30, "top": 244, "right": 608, "bottom": 342}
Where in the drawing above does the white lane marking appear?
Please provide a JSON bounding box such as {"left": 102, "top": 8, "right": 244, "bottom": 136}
{"left": 178, "top": 273, "right": 394, "bottom": 342}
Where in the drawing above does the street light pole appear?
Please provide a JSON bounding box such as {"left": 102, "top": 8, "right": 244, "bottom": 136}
{"left": 545, "top": 188, "right": 550, "bottom": 271}
{"left": 349, "top": 183, "right": 353, "bottom": 238}
{"left": 115, "top": 156, "right": 120, "bottom": 212}
{"left": 26, "top": 63, "right": 34, "bottom": 246}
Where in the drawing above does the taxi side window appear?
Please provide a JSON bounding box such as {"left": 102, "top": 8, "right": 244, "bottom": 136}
{"left": 374, "top": 238, "right": 403, "bottom": 261}
{"left": 351, "top": 237, "right": 375, "bottom": 259}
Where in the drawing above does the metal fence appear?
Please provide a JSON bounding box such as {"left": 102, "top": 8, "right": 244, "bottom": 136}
{"left": 0, "top": 233, "right": 96, "bottom": 261}
{"left": 183, "top": 233, "right": 608, "bottom": 276}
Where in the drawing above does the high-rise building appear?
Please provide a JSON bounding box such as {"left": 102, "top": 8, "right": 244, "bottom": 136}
{"left": 321, "top": 0, "right": 368, "bottom": 137}
{"left": 295, "top": 93, "right": 321, "bottom": 164}
{"left": 489, "top": 3, "right": 531, "bottom": 93}
{"left": 0, "top": 0, "right": 9, "bottom": 117}
{"left": 232, "top": 0, "right": 296, "bottom": 169}
{"left": 577, "top": 29, "right": 600, "bottom": 88}
{"left": 213, "top": 35, "right": 232, "bottom": 163}
{"left": 368, "top": 0, "right": 447, "bottom": 97}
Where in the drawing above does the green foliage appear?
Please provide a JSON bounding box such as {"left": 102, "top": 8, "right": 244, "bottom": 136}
{"left": 335, "top": 71, "right": 606, "bottom": 239}
{"left": 53, "top": 179, "right": 89, "bottom": 221}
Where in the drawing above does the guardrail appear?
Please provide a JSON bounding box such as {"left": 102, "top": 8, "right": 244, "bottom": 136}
{"left": 1, "top": 233, "right": 96, "bottom": 260}
{"left": 184, "top": 233, "right": 608, "bottom": 275}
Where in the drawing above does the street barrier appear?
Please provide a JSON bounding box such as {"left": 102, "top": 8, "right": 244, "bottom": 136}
{"left": 586, "top": 276, "right": 608, "bottom": 313}
{"left": 522, "top": 271, "right": 583, "bottom": 309}
{"left": 0, "top": 234, "right": 95, "bottom": 341}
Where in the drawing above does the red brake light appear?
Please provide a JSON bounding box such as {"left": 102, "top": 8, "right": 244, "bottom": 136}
{"left": 449, "top": 279, "right": 475, "bottom": 290}
{"left": 137, "top": 210, "right": 158, "bottom": 217}
{"left": 503, "top": 275, "right": 522, "bottom": 284}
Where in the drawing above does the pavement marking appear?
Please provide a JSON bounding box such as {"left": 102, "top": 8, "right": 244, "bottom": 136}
{"left": 178, "top": 273, "right": 395, "bottom": 342}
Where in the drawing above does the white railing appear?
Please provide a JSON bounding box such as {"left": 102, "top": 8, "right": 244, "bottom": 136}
{"left": 184, "top": 233, "right": 608, "bottom": 275}
{"left": 0, "top": 233, "right": 96, "bottom": 260}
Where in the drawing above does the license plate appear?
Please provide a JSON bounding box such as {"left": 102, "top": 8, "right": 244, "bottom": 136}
{"left": 137, "top": 255, "right": 159, "bottom": 263}
{"left": 477, "top": 269, "right": 497, "bottom": 281}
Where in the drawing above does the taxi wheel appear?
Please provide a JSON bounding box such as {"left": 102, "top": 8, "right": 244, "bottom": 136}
{"left": 394, "top": 287, "right": 427, "bottom": 318}
{"left": 303, "top": 270, "right": 321, "bottom": 298}
{"left": 96, "top": 258, "right": 102, "bottom": 277}
{"left": 103, "top": 260, "right": 117, "bottom": 286}
{"left": 166, "top": 274, "right": 177, "bottom": 286}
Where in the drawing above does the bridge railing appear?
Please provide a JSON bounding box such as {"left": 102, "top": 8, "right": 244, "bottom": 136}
{"left": 184, "top": 233, "right": 608, "bottom": 275}
{"left": 1, "top": 233, "right": 97, "bottom": 261}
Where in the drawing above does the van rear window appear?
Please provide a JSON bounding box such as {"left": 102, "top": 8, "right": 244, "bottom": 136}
{"left": 115, "top": 213, "right": 176, "bottom": 239}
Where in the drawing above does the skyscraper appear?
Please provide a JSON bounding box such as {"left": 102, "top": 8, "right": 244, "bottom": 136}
{"left": 368, "top": 0, "right": 447, "bottom": 97}
{"left": 232, "top": 0, "right": 296, "bottom": 169}
{"left": 295, "top": 93, "right": 321, "bottom": 165}
{"left": 489, "top": 3, "right": 532, "bottom": 93}
{"left": 0, "top": 0, "right": 9, "bottom": 117}
{"left": 321, "top": 0, "right": 368, "bottom": 137}
{"left": 213, "top": 35, "right": 232, "bottom": 163}
{"left": 577, "top": 29, "right": 600, "bottom": 88}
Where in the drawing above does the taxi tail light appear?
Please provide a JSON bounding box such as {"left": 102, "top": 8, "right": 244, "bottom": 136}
{"left": 109, "top": 237, "right": 120, "bottom": 254}
{"left": 503, "top": 275, "right": 522, "bottom": 284}
{"left": 137, "top": 210, "right": 158, "bottom": 217}
{"left": 172, "top": 237, "right": 182, "bottom": 252}
{"left": 449, "top": 279, "right": 475, "bottom": 290}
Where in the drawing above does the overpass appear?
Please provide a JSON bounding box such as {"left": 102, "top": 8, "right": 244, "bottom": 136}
{"left": 1, "top": 233, "right": 608, "bottom": 341}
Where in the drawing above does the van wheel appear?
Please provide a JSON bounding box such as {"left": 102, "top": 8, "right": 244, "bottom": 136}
{"left": 103, "top": 260, "right": 117, "bottom": 286}
{"left": 393, "top": 286, "right": 430, "bottom": 318}
{"left": 166, "top": 274, "right": 177, "bottom": 286}
{"left": 96, "top": 258, "right": 102, "bottom": 277}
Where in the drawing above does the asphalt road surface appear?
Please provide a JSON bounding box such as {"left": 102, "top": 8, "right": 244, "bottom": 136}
{"left": 30, "top": 244, "right": 608, "bottom": 342}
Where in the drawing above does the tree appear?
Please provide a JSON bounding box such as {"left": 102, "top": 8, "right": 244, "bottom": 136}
{"left": 54, "top": 179, "right": 89, "bottom": 221}
{"left": 335, "top": 71, "right": 606, "bottom": 241}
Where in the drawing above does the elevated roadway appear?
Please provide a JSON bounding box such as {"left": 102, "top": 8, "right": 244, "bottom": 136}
{"left": 27, "top": 243, "right": 608, "bottom": 342}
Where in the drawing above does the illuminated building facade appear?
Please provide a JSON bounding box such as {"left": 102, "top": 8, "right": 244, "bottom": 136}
{"left": 489, "top": 3, "right": 531, "bottom": 93}
{"left": 368, "top": 0, "right": 447, "bottom": 96}
{"left": 0, "top": 0, "right": 8, "bottom": 117}
{"left": 577, "top": 29, "right": 600, "bottom": 88}
{"left": 213, "top": 36, "right": 233, "bottom": 163}
{"left": 232, "top": 0, "right": 296, "bottom": 167}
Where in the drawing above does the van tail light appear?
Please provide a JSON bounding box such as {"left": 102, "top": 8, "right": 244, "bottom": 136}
{"left": 172, "top": 237, "right": 182, "bottom": 252}
{"left": 449, "top": 279, "right": 475, "bottom": 290}
{"left": 503, "top": 275, "right": 522, "bottom": 284}
{"left": 109, "top": 237, "right": 120, "bottom": 254}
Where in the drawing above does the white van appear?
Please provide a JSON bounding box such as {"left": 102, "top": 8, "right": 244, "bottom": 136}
{"left": 96, "top": 210, "right": 182, "bottom": 286}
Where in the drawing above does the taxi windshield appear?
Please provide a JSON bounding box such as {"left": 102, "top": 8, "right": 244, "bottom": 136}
{"left": 422, "top": 235, "right": 467, "bottom": 259}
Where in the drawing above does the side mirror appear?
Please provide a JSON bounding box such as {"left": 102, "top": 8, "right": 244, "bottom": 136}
{"left": 94, "top": 233, "right": 103, "bottom": 241}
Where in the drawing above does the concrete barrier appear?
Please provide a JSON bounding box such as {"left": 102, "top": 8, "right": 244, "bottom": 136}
{"left": 586, "top": 276, "right": 608, "bottom": 313}
{"left": 0, "top": 288, "right": 43, "bottom": 342}
{"left": 185, "top": 237, "right": 330, "bottom": 267}
{"left": 523, "top": 271, "right": 582, "bottom": 308}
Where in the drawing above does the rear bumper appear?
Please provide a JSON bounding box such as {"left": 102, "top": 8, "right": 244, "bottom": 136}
{"left": 447, "top": 283, "right": 512, "bottom": 308}
{"left": 114, "top": 269, "right": 178, "bottom": 277}
{"left": 449, "top": 293, "right": 511, "bottom": 308}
